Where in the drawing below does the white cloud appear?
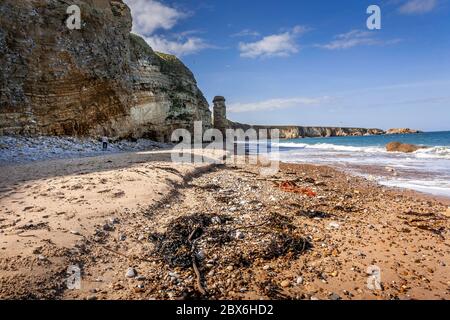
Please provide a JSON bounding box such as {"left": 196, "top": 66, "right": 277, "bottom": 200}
{"left": 318, "top": 30, "right": 401, "bottom": 50}
{"left": 228, "top": 96, "right": 331, "bottom": 113}
{"left": 125, "top": 0, "right": 212, "bottom": 56}
{"left": 238, "top": 26, "right": 308, "bottom": 58}
{"left": 124, "top": 0, "right": 186, "bottom": 35}
{"left": 398, "top": 0, "right": 438, "bottom": 14}
{"left": 144, "top": 35, "right": 211, "bottom": 57}
{"left": 231, "top": 29, "right": 261, "bottom": 38}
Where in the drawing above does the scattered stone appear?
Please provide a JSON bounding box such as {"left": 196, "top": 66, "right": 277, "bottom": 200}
{"left": 329, "top": 293, "right": 342, "bottom": 300}
{"left": 32, "top": 247, "right": 42, "bottom": 254}
{"left": 196, "top": 250, "right": 206, "bottom": 260}
{"left": 328, "top": 222, "right": 340, "bottom": 229}
{"left": 444, "top": 207, "right": 450, "bottom": 217}
{"left": 135, "top": 284, "right": 145, "bottom": 293}
{"left": 235, "top": 230, "right": 245, "bottom": 240}
{"left": 280, "top": 280, "right": 291, "bottom": 288}
{"left": 125, "top": 267, "right": 137, "bottom": 278}
{"left": 109, "top": 217, "right": 120, "bottom": 224}
{"left": 103, "top": 223, "right": 114, "bottom": 232}
{"left": 211, "top": 216, "right": 222, "bottom": 224}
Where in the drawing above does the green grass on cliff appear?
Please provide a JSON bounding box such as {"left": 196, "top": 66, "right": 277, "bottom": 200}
{"left": 155, "top": 51, "right": 179, "bottom": 62}
{"left": 130, "top": 33, "right": 153, "bottom": 52}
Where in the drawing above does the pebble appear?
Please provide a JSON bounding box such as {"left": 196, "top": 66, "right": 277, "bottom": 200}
{"left": 119, "top": 234, "right": 126, "bottom": 241}
{"left": 280, "top": 280, "right": 290, "bottom": 288}
{"left": 196, "top": 250, "right": 206, "bottom": 260}
{"left": 137, "top": 234, "right": 146, "bottom": 241}
{"left": 103, "top": 223, "right": 114, "bottom": 231}
{"left": 135, "top": 284, "right": 145, "bottom": 293}
{"left": 235, "top": 231, "right": 245, "bottom": 240}
{"left": 329, "top": 293, "right": 341, "bottom": 300}
{"left": 262, "top": 265, "right": 271, "bottom": 271}
{"left": 444, "top": 207, "right": 450, "bottom": 217}
{"left": 0, "top": 136, "right": 169, "bottom": 164}
{"left": 109, "top": 217, "right": 120, "bottom": 224}
{"left": 70, "top": 230, "right": 81, "bottom": 235}
{"left": 125, "top": 267, "right": 137, "bottom": 278}
{"left": 226, "top": 265, "right": 234, "bottom": 271}
{"left": 328, "top": 222, "right": 340, "bottom": 229}
{"left": 296, "top": 276, "right": 303, "bottom": 285}
{"left": 211, "top": 216, "right": 222, "bottom": 224}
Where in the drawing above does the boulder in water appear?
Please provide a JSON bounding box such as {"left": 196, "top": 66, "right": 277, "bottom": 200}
{"left": 386, "top": 142, "right": 426, "bottom": 153}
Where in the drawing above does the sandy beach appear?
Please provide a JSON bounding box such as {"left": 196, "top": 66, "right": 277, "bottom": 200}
{"left": 0, "top": 148, "right": 448, "bottom": 300}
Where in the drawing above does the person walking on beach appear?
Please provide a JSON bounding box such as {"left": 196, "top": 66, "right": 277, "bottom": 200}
{"left": 102, "top": 136, "right": 108, "bottom": 151}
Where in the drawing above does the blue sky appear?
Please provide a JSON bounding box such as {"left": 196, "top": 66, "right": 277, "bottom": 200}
{"left": 124, "top": 0, "right": 450, "bottom": 131}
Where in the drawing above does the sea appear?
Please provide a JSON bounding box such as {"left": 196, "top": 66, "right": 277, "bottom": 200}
{"left": 262, "top": 131, "right": 450, "bottom": 198}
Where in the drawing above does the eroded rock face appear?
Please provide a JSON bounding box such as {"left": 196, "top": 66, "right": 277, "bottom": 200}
{"left": 386, "top": 128, "right": 421, "bottom": 135}
{"left": 0, "top": 0, "right": 211, "bottom": 141}
{"left": 224, "top": 123, "right": 384, "bottom": 139}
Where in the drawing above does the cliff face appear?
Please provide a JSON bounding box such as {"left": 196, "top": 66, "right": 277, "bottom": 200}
{"left": 298, "top": 126, "right": 384, "bottom": 137}
{"left": 227, "top": 123, "right": 384, "bottom": 139}
{"left": 0, "top": 0, "right": 211, "bottom": 141}
{"left": 212, "top": 96, "right": 384, "bottom": 139}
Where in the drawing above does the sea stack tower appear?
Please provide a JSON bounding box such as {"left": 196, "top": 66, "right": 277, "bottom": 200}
{"left": 213, "top": 96, "right": 228, "bottom": 135}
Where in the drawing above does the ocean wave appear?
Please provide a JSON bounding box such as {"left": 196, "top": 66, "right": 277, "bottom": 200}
{"left": 378, "top": 179, "right": 450, "bottom": 197}
{"left": 272, "top": 142, "right": 385, "bottom": 153}
{"left": 271, "top": 142, "right": 450, "bottom": 159}
{"left": 413, "top": 146, "right": 450, "bottom": 159}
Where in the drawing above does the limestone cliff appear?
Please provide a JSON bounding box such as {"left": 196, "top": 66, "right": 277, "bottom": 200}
{"left": 227, "top": 123, "right": 384, "bottom": 139}
{"left": 212, "top": 96, "right": 385, "bottom": 139}
{"left": 0, "top": 0, "right": 211, "bottom": 141}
